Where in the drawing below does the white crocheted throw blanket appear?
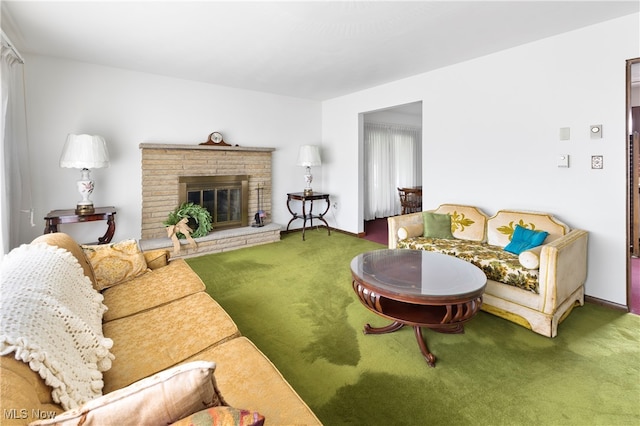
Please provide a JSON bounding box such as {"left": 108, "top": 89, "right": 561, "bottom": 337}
{"left": 0, "top": 243, "right": 114, "bottom": 410}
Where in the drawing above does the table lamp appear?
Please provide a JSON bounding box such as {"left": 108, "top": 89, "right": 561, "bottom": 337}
{"left": 297, "top": 145, "right": 321, "bottom": 195}
{"left": 59, "top": 134, "right": 110, "bottom": 215}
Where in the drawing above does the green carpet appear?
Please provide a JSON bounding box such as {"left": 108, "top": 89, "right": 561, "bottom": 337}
{"left": 187, "top": 231, "right": 640, "bottom": 425}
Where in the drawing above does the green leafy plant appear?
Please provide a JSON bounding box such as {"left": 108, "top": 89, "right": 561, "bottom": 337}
{"left": 164, "top": 202, "right": 212, "bottom": 238}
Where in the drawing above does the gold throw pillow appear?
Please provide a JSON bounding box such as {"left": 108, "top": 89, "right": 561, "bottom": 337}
{"left": 82, "top": 239, "right": 148, "bottom": 290}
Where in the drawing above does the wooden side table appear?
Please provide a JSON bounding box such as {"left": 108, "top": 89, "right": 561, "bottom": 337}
{"left": 286, "top": 192, "right": 331, "bottom": 241}
{"left": 44, "top": 206, "right": 116, "bottom": 244}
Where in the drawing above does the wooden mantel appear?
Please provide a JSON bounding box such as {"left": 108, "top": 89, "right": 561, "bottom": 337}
{"left": 139, "top": 143, "right": 275, "bottom": 152}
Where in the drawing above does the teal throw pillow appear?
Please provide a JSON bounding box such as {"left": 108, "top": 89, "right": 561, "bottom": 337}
{"left": 422, "top": 212, "right": 454, "bottom": 239}
{"left": 504, "top": 225, "right": 549, "bottom": 255}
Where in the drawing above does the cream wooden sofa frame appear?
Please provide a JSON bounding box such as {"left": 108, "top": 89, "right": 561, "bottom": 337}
{"left": 387, "top": 204, "right": 589, "bottom": 337}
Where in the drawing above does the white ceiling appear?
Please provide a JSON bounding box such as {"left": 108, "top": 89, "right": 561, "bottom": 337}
{"left": 2, "top": 1, "right": 638, "bottom": 101}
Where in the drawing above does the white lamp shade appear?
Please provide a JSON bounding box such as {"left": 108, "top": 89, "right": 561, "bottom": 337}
{"left": 60, "top": 134, "right": 110, "bottom": 169}
{"left": 297, "top": 145, "right": 321, "bottom": 167}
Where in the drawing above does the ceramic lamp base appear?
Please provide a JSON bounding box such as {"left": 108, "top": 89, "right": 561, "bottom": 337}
{"left": 303, "top": 167, "right": 313, "bottom": 195}
{"left": 76, "top": 168, "right": 96, "bottom": 215}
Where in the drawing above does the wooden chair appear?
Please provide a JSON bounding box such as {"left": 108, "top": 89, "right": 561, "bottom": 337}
{"left": 398, "top": 187, "right": 422, "bottom": 215}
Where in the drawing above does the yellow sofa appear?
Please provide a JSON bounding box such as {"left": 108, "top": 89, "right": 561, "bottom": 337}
{"left": 388, "top": 204, "right": 588, "bottom": 338}
{"left": 0, "top": 233, "right": 321, "bottom": 425}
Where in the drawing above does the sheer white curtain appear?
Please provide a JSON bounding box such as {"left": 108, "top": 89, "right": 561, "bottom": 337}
{"left": 1, "top": 35, "right": 33, "bottom": 259}
{"left": 364, "top": 122, "right": 421, "bottom": 220}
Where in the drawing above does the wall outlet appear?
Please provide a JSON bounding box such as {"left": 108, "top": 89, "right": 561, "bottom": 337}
{"left": 332, "top": 202, "right": 338, "bottom": 210}
{"left": 591, "top": 155, "right": 603, "bottom": 169}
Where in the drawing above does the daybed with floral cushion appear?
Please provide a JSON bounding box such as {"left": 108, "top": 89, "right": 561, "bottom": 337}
{"left": 387, "top": 204, "right": 588, "bottom": 338}
{"left": 0, "top": 232, "right": 321, "bottom": 425}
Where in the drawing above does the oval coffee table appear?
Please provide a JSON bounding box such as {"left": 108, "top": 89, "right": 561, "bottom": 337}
{"left": 351, "top": 249, "right": 486, "bottom": 367}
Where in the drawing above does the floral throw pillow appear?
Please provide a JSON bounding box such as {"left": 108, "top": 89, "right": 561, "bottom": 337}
{"left": 170, "top": 406, "right": 265, "bottom": 426}
{"left": 82, "top": 239, "right": 148, "bottom": 290}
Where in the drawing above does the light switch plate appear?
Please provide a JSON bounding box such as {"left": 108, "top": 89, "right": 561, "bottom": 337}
{"left": 591, "top": 155, "right": 603, "bottom": 169}
{"left": 558, "top": 154, "right": 569, "bottom": 168}
{"left": 590, "top": 125, "right": 603, "bottom": 139}
{"left": 559, "top": 127, "right": 570, "bottom": 141}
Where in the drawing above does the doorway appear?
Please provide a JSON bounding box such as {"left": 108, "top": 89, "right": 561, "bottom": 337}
{"left": 627, "top": 58, "right": 640, "bottom": 314}
{"left": 360, "top": 101, "right": 423, "bottom": 245}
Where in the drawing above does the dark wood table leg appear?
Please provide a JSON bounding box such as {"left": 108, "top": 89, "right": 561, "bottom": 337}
{"left": 363, "top": 320, "right": 437, "bottom": 367}
{"left": 286, "top": 198, "right": 298, "bottom": 231}
{"left": 98, "top": 214, "right": 116, "bottom": 244}
{"left": 414, "top": 326, "right": 437, "bottom": 367}
{"left": 319, "top": 197, "right": 331, "bottom": 236}
{"left": 44, "top": 219, "right": 57, "bottom": 234}
{"left": 301, "top": 199, "right": 309, "bottom": 241}
{"left": 286, "top": 215, "right": 298, "bottom": 232}
{"left": 364, "top": 320, "right": 404, "bottom": 334}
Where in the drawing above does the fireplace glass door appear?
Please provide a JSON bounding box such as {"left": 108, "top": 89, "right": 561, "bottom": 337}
{"left": 180, "top": 175, "right": 249, "bottom": 229}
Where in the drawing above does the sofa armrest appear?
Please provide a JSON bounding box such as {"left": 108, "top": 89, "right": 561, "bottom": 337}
{"left": 143, "top": 249, "right": 171, "bottom": 270}
{"left": 538, "top": 229, "right": 588, "bottom": 314}
{"left": 387, "top": 213, "right": 424, "bottom": 249}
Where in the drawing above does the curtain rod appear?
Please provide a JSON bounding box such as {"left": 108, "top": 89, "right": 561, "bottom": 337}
{"left": 1, "top": 30, "right": 25, "bottom": 64}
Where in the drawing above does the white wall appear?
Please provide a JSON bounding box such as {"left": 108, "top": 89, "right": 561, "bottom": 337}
{"left": 363, "top": 105, "right": 422, "bottom": 127}
{"left": 23, "top": 55, "right": 321, "bottom": 243}
{"left": 322, "top": 14, "right": 639, "bottom": 305}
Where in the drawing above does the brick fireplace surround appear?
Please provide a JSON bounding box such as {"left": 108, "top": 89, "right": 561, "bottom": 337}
{"left": 139, "top": 143, "right": 281, "bottom": 257}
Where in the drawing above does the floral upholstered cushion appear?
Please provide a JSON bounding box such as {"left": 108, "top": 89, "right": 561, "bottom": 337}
{"left": 171, "top": 406, "right": 265, "bottom": 426}
{"left": 82, "top": 239, "right": 149, "bottom": 290}
{"left": 397, "top": 237, "right": 539, "bottom": 293}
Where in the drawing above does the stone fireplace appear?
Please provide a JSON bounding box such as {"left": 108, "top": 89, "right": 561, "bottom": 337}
{"left": 139, "top": 143, "right": 280, "bottom": 257}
